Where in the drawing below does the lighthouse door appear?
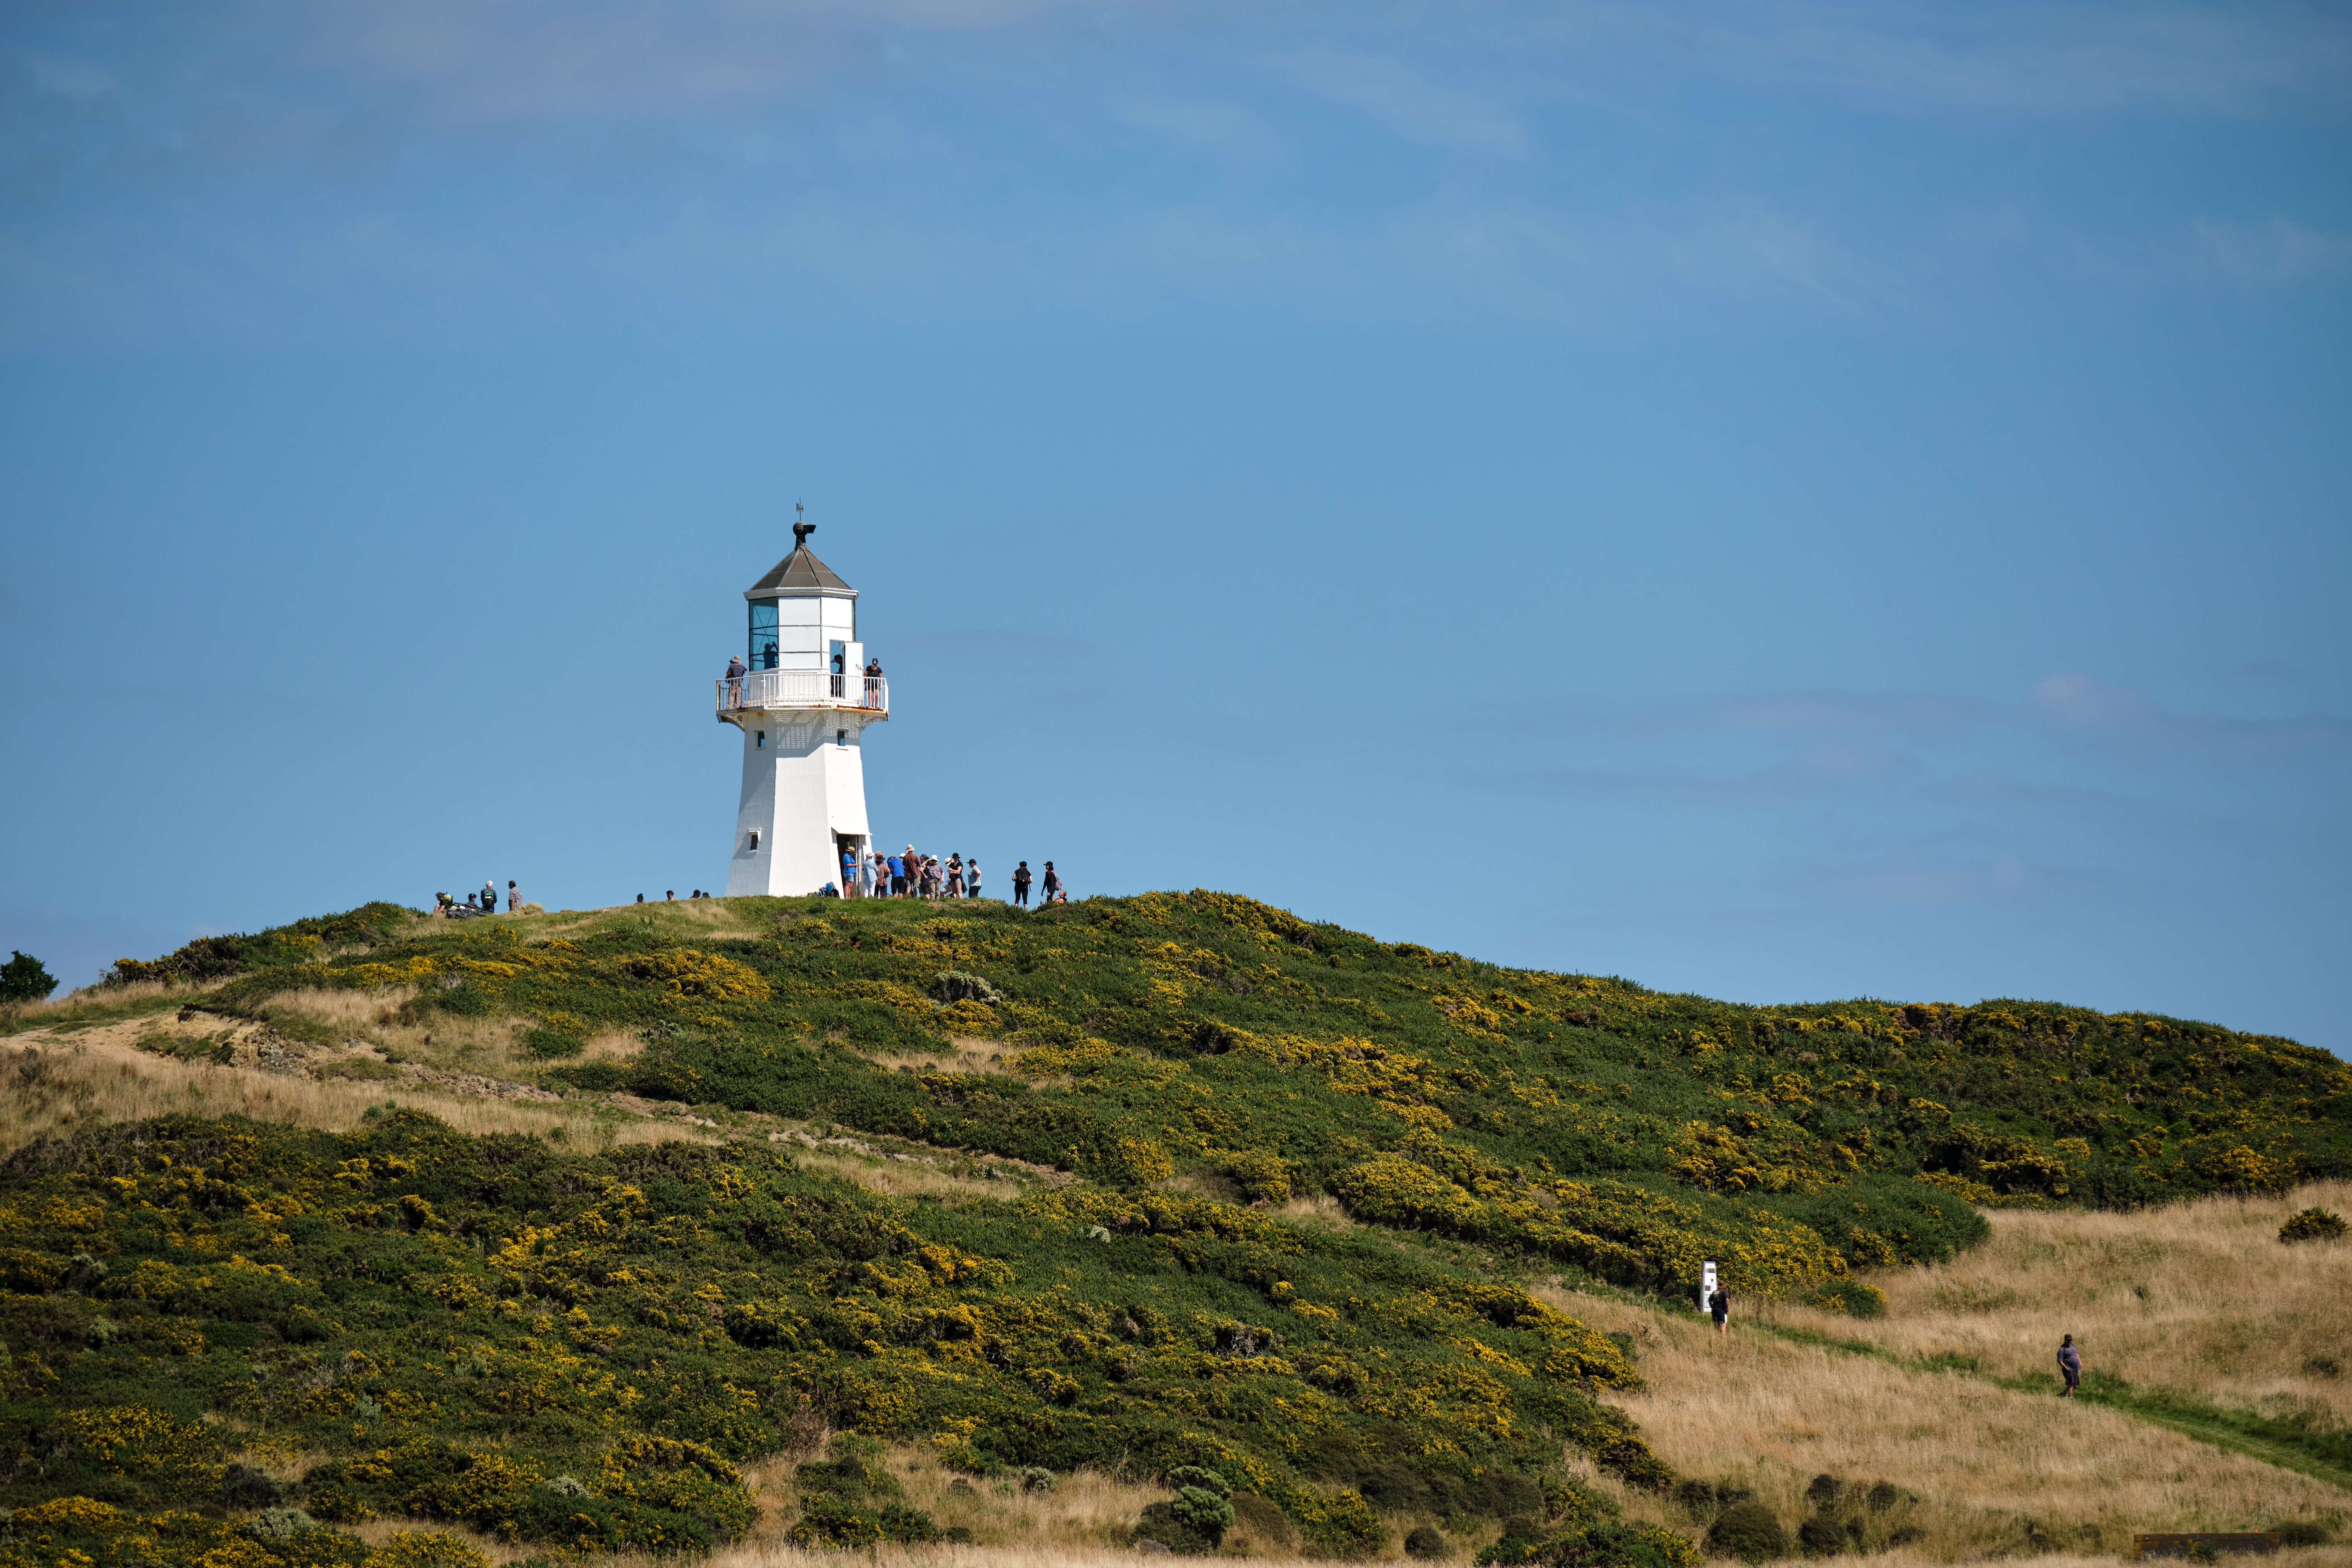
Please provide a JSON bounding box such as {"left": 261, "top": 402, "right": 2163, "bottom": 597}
{"left": 834, "top": 831, "right": 866, "bottom": 892}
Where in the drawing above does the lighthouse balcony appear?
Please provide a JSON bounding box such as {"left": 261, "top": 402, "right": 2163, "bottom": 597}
{"left": 717, "top": 670, "right": 889, "bottom": 722}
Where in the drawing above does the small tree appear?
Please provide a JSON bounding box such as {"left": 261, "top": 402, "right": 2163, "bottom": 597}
{"left": 0, "top": 949, "right": 56, "bottom": 1003}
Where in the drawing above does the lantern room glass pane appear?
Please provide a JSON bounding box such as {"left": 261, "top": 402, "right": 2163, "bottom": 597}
{"left": 749, "top": 602, "right": 781, "bottom": 670}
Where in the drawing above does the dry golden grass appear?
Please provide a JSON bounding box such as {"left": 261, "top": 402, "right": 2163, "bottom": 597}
{"left": 0, "top": 979, "right": 189, "bottom": 1034}
{"left": 782, "top": 1146, "right": 1036, "bottom": 1203}
{"left": 1278, "top": 1194, "right": 1354, "bottom": 1229}
{"left": 1758, "top": 1181, "right": 2352, "bottom": 1428}
{"left": 0, "top": 1032, "right": 715, "bottom": 1160}
{"left": 1543, "top": 1283, "right": 2345, "bottom": 1559}
{"left": 260, "top": 985, "right": 543, "bottom": 1078}
{"left": 852, "top": 1036, "right": 1019, "bottom": 1077}
{"left": 732, "top": 1446, "right": 1173, "bottom": 1555}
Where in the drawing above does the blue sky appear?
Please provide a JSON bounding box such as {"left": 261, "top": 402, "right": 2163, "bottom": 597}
{"left": 2, "top": 0, "right": 2347, "bottom": 1051}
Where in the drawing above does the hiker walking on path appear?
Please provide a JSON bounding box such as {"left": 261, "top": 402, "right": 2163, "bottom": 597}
{"left": 1012, "top": 861, "right": 1032, "bottom": 907}
{"left": 1709, "top": 1285, "right": 1730, "bottom": 1336}
{"left": 2058, "top": 1335, "right": 2082, "bottom": 1397}
{"left": 1041, "top": 862, "right": 1062, "bottom": 903}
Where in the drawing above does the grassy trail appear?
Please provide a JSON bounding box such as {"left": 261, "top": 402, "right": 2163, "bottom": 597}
{"left": 1757, "top": 1321, "right": 2352, "bottom": 1494}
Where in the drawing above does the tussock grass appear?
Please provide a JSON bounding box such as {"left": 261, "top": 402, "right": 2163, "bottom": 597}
{"left": 1546, "top": 1283, "right": 2347, "bottom": 1557}
{"left": 758, "top": 1448, "right": 1170, "bottom": 1552}
{"left": 261, "top": 984, "right": 538, "bottom": 1075}
{"left": 782, "top": 1146, "right": 1035, "bottom": 1202}
{"left": 1761, "top": 1181, "right": 2352, "bottom": 1428}
{"left": 1279, "top": 1193, "right": 1354, "bottom": 1229}
{"left": 0, "top": 978, "right": 189, "bottom": 1035}
{"left": 0, "top": 1034, "right": 714, "bottom": 1158}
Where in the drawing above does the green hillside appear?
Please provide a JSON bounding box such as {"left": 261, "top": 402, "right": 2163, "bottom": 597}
{"left": 5, "top": 891, "right": 2345, "bottom": 1568}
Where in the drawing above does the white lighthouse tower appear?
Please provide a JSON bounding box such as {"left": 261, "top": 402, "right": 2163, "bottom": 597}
{"left": 717, "top": 515, "right": 888, "bottom": 897}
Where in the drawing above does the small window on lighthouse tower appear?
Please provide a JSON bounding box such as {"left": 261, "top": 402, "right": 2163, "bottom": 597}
{"left": 836, "top": 728, "right": 848, "bottom": 748}
{"left": 756, "top": 730, "right": 766, "bottom": 748}
{"left": 749, "top": 602, "right": 781, "bottom": 670}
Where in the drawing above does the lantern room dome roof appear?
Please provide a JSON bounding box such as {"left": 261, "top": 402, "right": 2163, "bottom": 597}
{"left": 746, "top": 523, "right": 855, "bottom": 598}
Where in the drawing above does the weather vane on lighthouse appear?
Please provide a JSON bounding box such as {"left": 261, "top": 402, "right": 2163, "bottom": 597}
{"left": 714, "top": 506, "right": 888, "bottom": 896}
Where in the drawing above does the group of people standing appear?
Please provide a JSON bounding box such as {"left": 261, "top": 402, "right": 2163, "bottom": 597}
{"left": 434, "top": 879, "right": 520, "bottom": 918}
{"left": 845, "top": 846, "right": 977, "bottom": 900}
{"left": 837, "top": 848, "right": 1066, "bottom": 907}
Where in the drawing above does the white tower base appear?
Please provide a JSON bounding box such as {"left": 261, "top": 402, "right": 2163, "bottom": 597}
{"left": 725, "top": 711, "right": 879, "bottom": 897}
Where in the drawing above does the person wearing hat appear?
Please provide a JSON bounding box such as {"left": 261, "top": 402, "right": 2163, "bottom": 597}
{"left": 724, "top": 653, "right": 746, "bottom": 708}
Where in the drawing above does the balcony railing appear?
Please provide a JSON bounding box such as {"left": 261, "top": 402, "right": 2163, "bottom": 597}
{"left": 717, "top": 670, "right": 889, "bottom": 716}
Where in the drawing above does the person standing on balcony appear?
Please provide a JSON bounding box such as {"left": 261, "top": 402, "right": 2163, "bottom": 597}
{"left": 1012, "top": 861, "right": 1032, "bottom": 906}
{"left": 724, "top": 654, "right": 746, "bottom": 708}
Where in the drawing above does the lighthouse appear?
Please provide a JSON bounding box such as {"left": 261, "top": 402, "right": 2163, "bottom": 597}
{"left": 718, "top": 516, "right": 888, "bottom": 897}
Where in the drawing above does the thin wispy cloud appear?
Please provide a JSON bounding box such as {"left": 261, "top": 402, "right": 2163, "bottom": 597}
{"left": 1280, "top": 48, "right": 1526, "bottom": 152}
{"left": 2029, "top": 671, "right": 2352, "bottom": 762}
{"left": 1809, "top": 853, "right": 2092, "bottom": 910}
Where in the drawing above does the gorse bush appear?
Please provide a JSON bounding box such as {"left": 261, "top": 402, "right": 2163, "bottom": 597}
{"left": 0, "top": 1109, "right": 1653, "bottom": 1559}
{"left": 2278, "top": 1207, "right": 2345, "bottom": 1243}
{"left": 25, "top": 888, "right": 2348, "bottom": 1563}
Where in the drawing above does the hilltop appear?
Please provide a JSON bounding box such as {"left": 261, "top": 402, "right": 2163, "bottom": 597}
{"left": 2, "top": 891, "right": 2346, "bottom": 1568}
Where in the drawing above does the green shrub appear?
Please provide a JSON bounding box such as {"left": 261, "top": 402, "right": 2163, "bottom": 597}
{"left": 1478, "top": 1520, "right": 1702, "bottom": 1568}
{"left": 1407, "top": 1524, "right": 1452, "bottom": 1559}
{"left": 519, "top": 1027, "right": 585, "bottom": 1059}
{"left": 1863, "top": 1482, "right": 1901, "bottom": 1512}
{"left": 2274, "top": 1523, "right": 2328, "bottom": 1546}
{"left": 245, "top": 1508, "right": 323, "bottom": 1538}
{"left": 1808, "top": 1281, "right": 1886, "bottom": 1318}
{"left": 2279, "top": 1208, "right": 2347, "bottom": 1244}
{"left": 932, "top": 970, "right": 1003, "bottom": 1005}
{"left": 1803, "top": 1476, "right": 1840, "bottom": 1508}
{"left": 1706, "top": 1501, "right": 1787, "bottom": 1563}
{"left": 0, "top": 950, "right": 57, "bottom": 1002}
{"left": 1796, "top": 1514, "right": 1845, "bottom": 1557}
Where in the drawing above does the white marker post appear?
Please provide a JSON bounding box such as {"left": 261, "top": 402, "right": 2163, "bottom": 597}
{"left": 1699, "top": 1261, "right": 1718, "bottom": 1315}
